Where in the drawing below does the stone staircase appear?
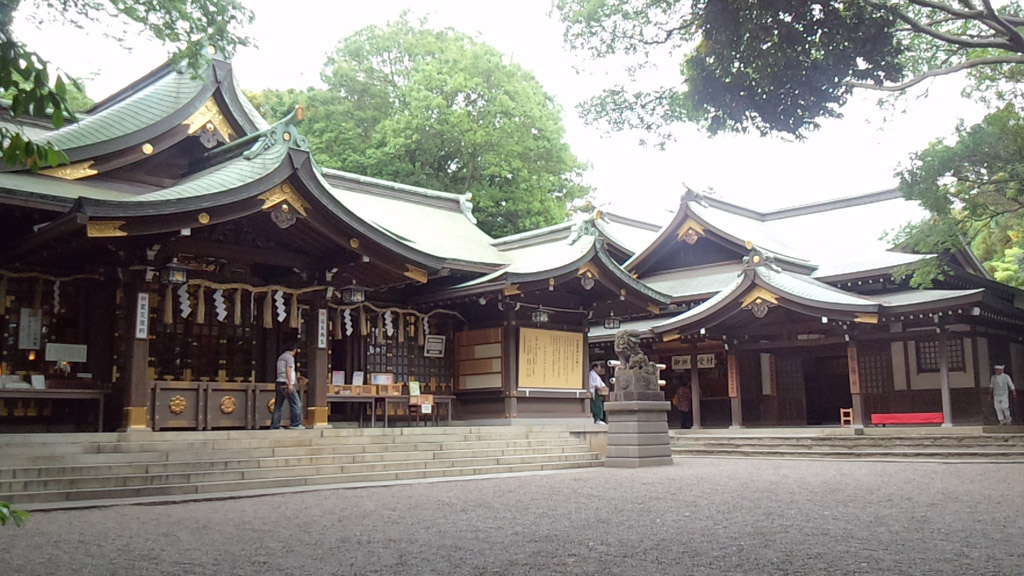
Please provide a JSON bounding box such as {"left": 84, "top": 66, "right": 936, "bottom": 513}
{"left": 0, "top": 426, "right": 602, "bottom": 509}
{"left": 670, "top": 431, "right": 1024, "bottom": 460}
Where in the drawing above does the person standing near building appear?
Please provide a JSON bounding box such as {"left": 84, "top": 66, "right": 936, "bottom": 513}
{"left": 990, "top": 365, "right": 1017, "bottom": 426}
{"left": 272, "top": 341, "right": 305, "bottom": 430}
{"left": 589, "top": 361, "right": 608, "bottom": 425}
{"left": 674, "top": 383, "right": 693, "bottom": 429}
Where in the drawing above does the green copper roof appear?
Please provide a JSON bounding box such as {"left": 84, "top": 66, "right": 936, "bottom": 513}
{"left": 39, "top": 69, "right": 208, "bottom": 152}
{"left": 0, "top": 171, "right": 137, "bottom": 203}
{"left": 125, "top": 128, "right": 291, "bottom": 203}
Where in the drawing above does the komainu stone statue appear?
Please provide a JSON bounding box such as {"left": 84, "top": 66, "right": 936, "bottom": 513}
{"left": 611, "top": 329, "right": 662, "bottom": 401}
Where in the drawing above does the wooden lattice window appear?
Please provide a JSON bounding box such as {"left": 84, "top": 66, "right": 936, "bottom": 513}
{"left": 915, "top": 339, "right": 965, "bottom": 373}
{"left": 858, "top": 349, "right": 893, "bottom": 394}
{"left": 366, "top": 325, "right": 454, "bottom": 390}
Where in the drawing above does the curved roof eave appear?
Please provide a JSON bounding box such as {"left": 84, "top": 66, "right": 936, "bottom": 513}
{"left": 293, "top": 153, "right": 496, "bottom": 274}
{"left": 651, "top": 272, "right": 750, "bottom": 334}
{"left": 31, "top": 59, "right": 268, "bottom": 166}
{"left": 624, "top": 194, "right": 816, "bottom": 275}
{"left": 752, "top": 268, "right": 879, "bottom": 314}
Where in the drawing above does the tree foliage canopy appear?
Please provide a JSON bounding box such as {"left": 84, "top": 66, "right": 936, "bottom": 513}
{"left": 1, "top": 0, "right": 253, "bottom": 168}
{"left": 555, "top": 0, "right": 1024, "bottom": 140}
{"left": 896, "top": 101, "right": 1024, "bottom": 287}
{"left": 251, "top": 16, "right": 591, "bottom": 238}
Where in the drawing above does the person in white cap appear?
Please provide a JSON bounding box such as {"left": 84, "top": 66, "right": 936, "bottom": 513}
{"left": 990, "top": 365, "right": 1017, "bottom": 425}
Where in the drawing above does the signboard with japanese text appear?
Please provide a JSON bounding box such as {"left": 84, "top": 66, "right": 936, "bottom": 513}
{"left": 727, "top": 355, "right": 739, "bottom": 398}
{"left": 424, "top": 335, "right": 446, "bottom": 357}
{"left": 671, "top": 354, "right": 717, "bottom": 371}
{"left": 517, "top": 327, "right": 584, "bottom": 390}
{"left": 18, "top": 308, "right": 41, "bottom": 350}
{"left": 134, "top": 293, "right": 150, "bottom": 340}
{"left": 847, "top": 346, "right": 860, "bottom": 394}
{"left": 317, "top": 309, "right": 329, "bottom": 349}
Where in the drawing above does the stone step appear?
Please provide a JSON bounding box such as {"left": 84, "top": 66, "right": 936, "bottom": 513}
{"left": 0, "top": 444, "right": 592, "bottom": 480}
{"left": 0, "top": 437, "right": 585, "bottom": 468}
{"left": 4, "top": 458, "right": 604, "bottom": 505}
{"left": 0, "top": 431, "right": 578, "bottom": 458}
{"left": 0, "top": 425, "right": 582, "bottom": 445}
{"left": 0, "top": 451, "right": 600, "bottom": 494}
{"left": 669, "top": 433, "right": 1024, "bottom": 444}
{"left": 672, "top": 440, "right": 1024, "bottom": 452}
{"left": 672, "top": 447, "right": 1024, "bottom": 459}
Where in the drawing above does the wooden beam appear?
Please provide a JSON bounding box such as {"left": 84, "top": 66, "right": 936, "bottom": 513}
{"left": 168, "top": 236, "right": 323, "bottom": 269}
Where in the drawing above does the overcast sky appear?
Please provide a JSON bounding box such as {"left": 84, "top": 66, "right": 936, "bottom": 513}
{"left": 14, "top": 0, "right": 986, "bottom": 216}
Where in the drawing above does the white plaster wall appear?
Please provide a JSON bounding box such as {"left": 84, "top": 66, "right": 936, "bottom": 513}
{"left": 907, "top": 337, "right": 975, "bottom": 390}
{"left": 1010, "top": 343, "right": 1024, "bottom": 389}
{"left": 978, "top": 337, "right": 990, "bottom": 388}
{"left": 760, "top": 353, "right": 772, "bottom": 395}
{"left": 891, "top": 342, "right": 908, "bottom": 391}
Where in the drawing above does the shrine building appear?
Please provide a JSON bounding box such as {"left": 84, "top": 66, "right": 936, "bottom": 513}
{"left": 1, "top": 56, "right": 1021, "bottom": 432}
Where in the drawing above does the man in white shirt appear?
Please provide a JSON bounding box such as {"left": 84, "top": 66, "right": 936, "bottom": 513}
{"left": 589, "top": 361, "right": 608, "bottom": 424}
{"left": 271, "top": 341, "right": 305, "bottom": 430}
{"left": 990, "top": 365, "right": 1017, "bottom": 426}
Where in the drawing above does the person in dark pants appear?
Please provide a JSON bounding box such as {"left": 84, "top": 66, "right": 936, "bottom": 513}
{"left": 674, "top": 384, "right": 693, "bottom": 429}
{"left": 589, "top": 361, "right": 608, "bottom": 424}
{"left": 271, "top": 341, "right": 305, "bottom": 430}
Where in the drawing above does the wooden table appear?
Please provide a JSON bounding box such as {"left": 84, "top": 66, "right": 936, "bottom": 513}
{"left": 326, "top": 394, "right": 376, "bottom": 428}
{"left": 382, "top": 395, "right": 454, "bottom": 428}
{"left": 0, "top": 388, "right": 106, "bottom": 431}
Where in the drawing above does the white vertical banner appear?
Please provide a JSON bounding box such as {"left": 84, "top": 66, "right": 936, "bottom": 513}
{"left": 317, "top": 309, "right": 329, "bottom": 349}
{"left": 135, "top": 293, "right": 150, "bottom": 340}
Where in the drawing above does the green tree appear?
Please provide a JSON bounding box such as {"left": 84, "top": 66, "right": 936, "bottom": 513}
{"left": 253, "top": 16, "right": 592, "bottom": 238}
{"left": 554, "top": 0, "right": 1024, "bottom": 141}
{"left": 895, "top": 102, "right": 1024, "bottom": 287}
{"left": 1, "top": 0, "right": 253, "bottom": 169}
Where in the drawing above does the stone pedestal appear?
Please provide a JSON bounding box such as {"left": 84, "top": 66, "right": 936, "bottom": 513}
{"left": 604, "top": 400, "right": 673, "bottom": 468}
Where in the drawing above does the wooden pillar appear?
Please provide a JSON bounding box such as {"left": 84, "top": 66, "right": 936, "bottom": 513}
{"left": 847, "top": 343, "right": 865, "bottom": 428}
{"left": 121, "top": 277, "right": 151, "bottom": 431}
{"left": 939, "top": 329, "right": 953, "bottom": 427}
{"left": 503, "top": 304, "right": 518, "bottom": 420}
{"left": 690, "top": 349, "right": 702, "bottom": 430}
{"left": 305, "top": 294, "right": 329, "bottom": 428}
{"left": 728, "top": 353, "right": 743, "bottom": 428}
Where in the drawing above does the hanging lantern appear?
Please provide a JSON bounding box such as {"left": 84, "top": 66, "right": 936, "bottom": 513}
{"left": 603, "top": 312, "right": 620, "bottom": 330}
{"left": 341, "top": 285, "right": 366, "bottom": 304}
{"left": 160, "top": 261, "right": 189, "bottom": 285}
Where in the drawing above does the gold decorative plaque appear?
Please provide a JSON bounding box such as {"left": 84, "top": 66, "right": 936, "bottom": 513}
{"left": 182, "top": 96, "right": 236, "bottom": 142}
{"left": 168, "top": 395, "right": 187, "bottom": 415}
{"left": 220, "top": 396, "right": 236, "bottom": 414}
{"left": 258, "top": 182, "right": 309, "bottom": 217}
{"left": 267, "top": 398, "right": 276, "bottom": 413}
{"left": 40, "top": 160, "right": 99, "bottom": 180}
{"left": 86, "top": 220, "right": 127, "bottom": 238}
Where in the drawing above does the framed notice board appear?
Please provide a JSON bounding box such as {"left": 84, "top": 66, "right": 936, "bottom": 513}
{"left": 517, "top": 327, "right": 584, "bottom": 390}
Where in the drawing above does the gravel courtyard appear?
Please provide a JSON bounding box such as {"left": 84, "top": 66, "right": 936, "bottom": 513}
{"left": 3, "top": 458, "right": 1023, "bottom": 576}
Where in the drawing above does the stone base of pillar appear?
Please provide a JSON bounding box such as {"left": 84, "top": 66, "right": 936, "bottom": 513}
{"left": 307, "top": 406, "right": 329, "bottom": 428}
{"left": 604, "top": 400, "right": 673, "bottom": 468}
{"left": 119, "top": 406, "right": 150, "bottom": 432}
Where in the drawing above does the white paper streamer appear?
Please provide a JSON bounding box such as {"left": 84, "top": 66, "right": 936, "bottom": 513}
{"left": 52, "top": 280, "right": 60, "bottom": 311}
{"left": 250, "top": 291, "right": 255, "bottom": 322}
{"left": 344, "top": 309, "right": 353, "bottom": 336}
{"left": 213, "top": 289, "right": 227, "bottom": 322}
{"left": 274, "top": 290, "right": 286, "bottom": 323}
{"left": 178, "top": 284, "right": 192, "bottom": 318}
{"left": 384, "top": 310, "right": 394, "bottom": 337}
{"left": 422, "top": 316, "right": 429, "bottom": 335}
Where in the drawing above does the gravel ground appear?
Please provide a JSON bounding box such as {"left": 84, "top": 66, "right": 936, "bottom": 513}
{"left": 2, "top": 458, "right": 1023, "bottom": 576}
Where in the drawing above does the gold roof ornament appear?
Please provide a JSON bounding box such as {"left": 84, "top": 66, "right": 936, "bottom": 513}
{"left": 182, "top": 96, "right": 236, "bottom": 142}
{"left": 258, "top": 182, "right": 309, "bottom": 217}
{"left": 40, "top": 160, "right": 98, "bottom": 180}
